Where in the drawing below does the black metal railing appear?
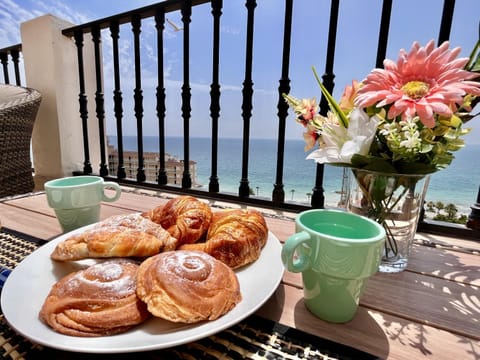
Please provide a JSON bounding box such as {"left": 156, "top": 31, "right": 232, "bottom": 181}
{"left": 0, "top": 44, "right": 23, "bottom": 86}
{"left": 53, "top": 0, "right": 478, "bottom": 238}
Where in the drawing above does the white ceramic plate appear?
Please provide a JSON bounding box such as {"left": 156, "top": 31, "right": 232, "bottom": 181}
{"left": 1, "top": 226, "right": 284, "bottom": 353}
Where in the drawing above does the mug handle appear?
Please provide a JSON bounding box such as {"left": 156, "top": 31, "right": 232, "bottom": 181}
{"left": 281, "top": 231, "right": 311, "bottom": 273}
{"left": 101, "top": 181, "right": 122, "bottom": 202}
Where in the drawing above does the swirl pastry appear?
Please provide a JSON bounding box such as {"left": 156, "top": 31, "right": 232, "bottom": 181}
{"left": 39, "top": 259, "right": 150, "bottom": 337}
{"left": 136, "top": 250, "right": 241, "bottom": 323}
{"left": 143, "top": 196, "right": 213, "bottom": 247}
{"left": 180, "top": 209, "right": 268, "bottom": 269}
{"left": 51, "top": 213, "right": 178, "bottom": 261}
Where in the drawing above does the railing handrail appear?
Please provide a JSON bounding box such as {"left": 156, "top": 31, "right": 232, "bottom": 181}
{"left": 61, "top": 0, "right": 210, "bottom": 36}
{"left": 0, "top": 44, "right": 22, "bottom": 53}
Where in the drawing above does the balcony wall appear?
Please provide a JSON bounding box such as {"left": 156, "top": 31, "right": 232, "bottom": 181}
{"left": 20, "top": 15, "right": 103, "bottom": 187}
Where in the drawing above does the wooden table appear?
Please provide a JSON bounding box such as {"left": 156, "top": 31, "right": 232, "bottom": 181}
{"left": 1, "top": 189, "right": 479, "bottom": 360}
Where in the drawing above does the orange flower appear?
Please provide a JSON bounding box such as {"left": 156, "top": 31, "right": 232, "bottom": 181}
{"left": 339, "top": 80, "right": 361, "bottom": 113}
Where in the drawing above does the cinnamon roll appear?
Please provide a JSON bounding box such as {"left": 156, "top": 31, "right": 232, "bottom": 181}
{"left": 136, "top": 250, "right": 241, "bottom": 323}
{"left": 39, "top": 259, "right": 150, "bottom": 337}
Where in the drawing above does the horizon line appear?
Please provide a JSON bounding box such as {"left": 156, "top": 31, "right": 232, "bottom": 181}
{"left": 106, "top": 134, "right": 480, "bottom": 146}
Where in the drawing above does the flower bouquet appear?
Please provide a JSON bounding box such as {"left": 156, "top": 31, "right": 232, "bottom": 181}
{"left": 284, "top": 40, "right": 480, "bottom": 272}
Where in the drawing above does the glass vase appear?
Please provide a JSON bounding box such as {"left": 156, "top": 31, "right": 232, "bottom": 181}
{"left": 347, "top": 169, "right": 430, "bottom": 273}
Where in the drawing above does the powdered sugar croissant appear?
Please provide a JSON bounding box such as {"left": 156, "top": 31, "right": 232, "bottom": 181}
{"left": 51, "top": 213, "right": 178, "bottom": 261}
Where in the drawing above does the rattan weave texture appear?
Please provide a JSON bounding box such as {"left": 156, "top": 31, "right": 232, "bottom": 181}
{"left": 0, "top": 84, "right": 41, "bottom": 198}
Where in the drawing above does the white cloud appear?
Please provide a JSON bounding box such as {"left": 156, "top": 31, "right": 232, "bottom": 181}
{"left": 34, "top": 0, "right": 91, "bottom": 25}
{"left": 0, "top": 0, "right": 41, "bottom": 46}
{"left": 0, "top": 0, "right": 92, "bottom": 47}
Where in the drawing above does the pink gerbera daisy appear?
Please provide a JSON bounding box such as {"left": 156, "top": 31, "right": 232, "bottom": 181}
{"left": 354, "top": 40, "right": 480, "bottom": 128}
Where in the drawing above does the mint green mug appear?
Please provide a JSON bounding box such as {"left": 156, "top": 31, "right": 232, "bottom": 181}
{"left": 44, "top": 176, "right": 122, "bottom": 232}
{"left": 281, "top": 209, "right": 385, "bottom": 323}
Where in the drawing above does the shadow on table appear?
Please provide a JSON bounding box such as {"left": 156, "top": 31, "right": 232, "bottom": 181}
{"left": 257, "top": 285, "right": 386, "bottom": 359}
{"left": 292, "top": 299, "right": 389, "bottom": 359}
{"left": 364, "top": 244, "right": 479, "bottom": 356}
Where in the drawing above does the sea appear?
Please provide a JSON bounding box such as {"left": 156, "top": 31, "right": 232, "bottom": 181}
{"left": 108, "top": 136, "right": 480, "bottom": 216}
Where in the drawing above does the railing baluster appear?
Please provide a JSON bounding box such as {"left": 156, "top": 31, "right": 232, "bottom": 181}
{"left": 0, "top": 45, "right": 22, "bottom": 85}
{"left": 239, "top": 0, "right": 257, "bottom": 198}
{"left": 437, "top": 0, "right": 480, "bottom": 233}
{"left": 10, "top": 49, "right": 21, "bottom": 86}
{"left": 438, "top": 0, "right": 455, "bottom": 44}
{"left": 110, "top": 21, "right": 126, "bottom": 180}
{"left": 467, "top": 20, "right": 480, "bottom": 231}
{"left": 91, "top": 25, "right": 108, "bottom": 177}
{"left": 313, "top": 0, "right": 341, "bottom": 208}
{"left": 155, "top": 9, "right": 168, "bottom": 185}
{"left": 131, "top": 15, "right": 146, "bottom": 183}
{"left": 208, "top": 0, "right": 223, "bottom": 193}
{"left": 181, "top": 0, "right": 193, "bottom": 189}
{"left": 467, "top": 186, "right": 480, "bottom": 231}
{"left": 376, "top": 0, "right": 392, "bottom": 67}
{"left": 74, "top": 30, "right": 93, "bottom": 174}
{"left": 272, "top": 0, "right": 293, "bottom": 206}
{"left": 0, "top": 52, "right": 10, "bottom": 84}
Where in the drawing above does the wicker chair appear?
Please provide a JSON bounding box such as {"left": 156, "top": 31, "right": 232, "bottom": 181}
{"left": 0, "top": 84, "right": 42, "bottom": 198}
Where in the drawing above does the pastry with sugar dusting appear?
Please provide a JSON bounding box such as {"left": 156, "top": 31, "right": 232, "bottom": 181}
{"left": 136, "top": 250, "right": 241, "bottom": 323}
{"left": 39, "top": 259, "right": 150, "bottom": 337}
{"left": 50, "top": 213, "right": 178, "bottom": 261}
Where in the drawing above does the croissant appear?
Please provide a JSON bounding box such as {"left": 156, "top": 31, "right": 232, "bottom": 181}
{"left": 136, "top": 250, "right": 241, "bottom": 323}
{"left": 51, "top": 213, "right": 178, "bottom": 261}
{"left": 39, "top": 259, "right": 151, "bottom": 337}
{"left": 179, "top": 208, "right": 268, "bottom": 269}
{"left": 142, "top": 195, "right": 212, "bottom": 247}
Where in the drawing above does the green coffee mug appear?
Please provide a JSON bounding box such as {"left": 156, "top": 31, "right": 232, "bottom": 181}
{"left": 44, "top": 176, "right": 122, "bottom": 232}
{"left": 281, "top": 209, "right": 385, "bottom": 323}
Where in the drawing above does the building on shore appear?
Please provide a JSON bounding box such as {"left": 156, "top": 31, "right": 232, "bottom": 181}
{"left": 107, "top": 144, "right": 200, "bottom": 186}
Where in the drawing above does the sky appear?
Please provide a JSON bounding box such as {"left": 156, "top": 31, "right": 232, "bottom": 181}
{"left": 1, "top": 0, "right": 479, "bottom": 143}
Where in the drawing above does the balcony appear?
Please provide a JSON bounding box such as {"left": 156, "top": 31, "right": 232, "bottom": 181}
{"left": 3, "top": 0, "right": 479, "bottom": 238}
{"left": 0, "top": 1, "right": 479, "bottom": 358}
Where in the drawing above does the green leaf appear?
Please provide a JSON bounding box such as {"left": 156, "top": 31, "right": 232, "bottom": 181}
{"left": 311, "top": 66, "right": 349, "bottom": 128}
{"left": 370, "top": 176, "right": 389, "bottom": 202}
{"left": 350, "top": 154, "right": 397, "bottom": 173}
{"left": 350, "top": 154, "right": 438, "bottom": 175}
{"left": 395, "top": 162, "right": 437, "bottom": 175}
{"left": 466, "top": 40, "right": 480, "bottom": 72}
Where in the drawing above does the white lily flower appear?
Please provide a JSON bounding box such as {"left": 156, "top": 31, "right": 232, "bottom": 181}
{"left": 306, "top": 108, "right": 379, "bottom": 164}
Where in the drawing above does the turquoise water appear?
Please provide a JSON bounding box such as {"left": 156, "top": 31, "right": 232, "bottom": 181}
{"left": 108, "top": 136, "right": 480, "bottom": 215}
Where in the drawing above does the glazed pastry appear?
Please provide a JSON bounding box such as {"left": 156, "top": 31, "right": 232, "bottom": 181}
{"left": 136, "top": 250, "right": 242, "bottom": 323}
{"left": 51, "top": 213, "right": 177, "bottom": 261}
{"left": 142, "top": 196, "right": 212, "bottom": 247}
{"left": 39, "top": 259, "right": 150, "bottom": 337}
{"left": 180, "top": 208, "right": 268, "bottom": 269}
